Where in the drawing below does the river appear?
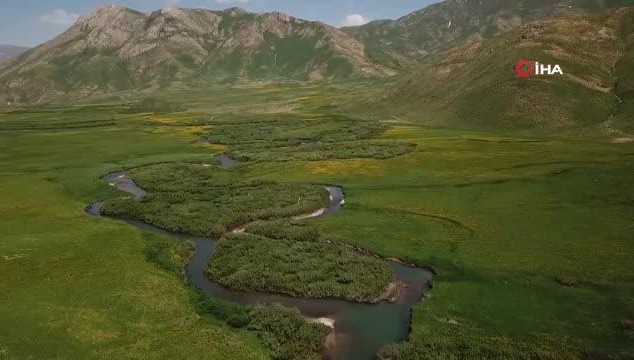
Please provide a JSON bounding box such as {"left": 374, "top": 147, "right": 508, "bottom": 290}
{"left": 87, "top": 165, "right": 433, "bottom": 359}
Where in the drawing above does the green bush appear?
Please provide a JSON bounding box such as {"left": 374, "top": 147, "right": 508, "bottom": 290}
{"left": 228, "top": 142, "right": 416, "bottom": 162}
{"left": 378, "top": 337, "right": 581, "bottom": 360}
{"left": 191, "top": 289, "right": 250, "bottom": 328}
{"left": 102, "top": 162, "right": 330, "bottom": 237}
{"left": 248, "top": 304, "right": 328, "bottom": 360}
{"left": 191, "top": 290, "right": 327, "bottom": 359}
{"left": 208, "top": 233, "right": 393, "bottom": 302}
{"left": 201, "top": 113, "right": 415, "bottom": 162}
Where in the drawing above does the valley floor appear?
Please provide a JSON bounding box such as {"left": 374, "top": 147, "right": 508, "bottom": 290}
{"left": 0, "top": 85, "right": 632, "bottom": 358}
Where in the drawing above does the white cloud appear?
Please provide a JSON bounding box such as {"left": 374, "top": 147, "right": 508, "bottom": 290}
{"left": 216, "top": 0, "right": 250, "bottom": 3}
{"left": 342, "top": 14, "right": 368, "bottom": 27}
{"left": 40, "top": 9, "right": 80, "bottom": 26}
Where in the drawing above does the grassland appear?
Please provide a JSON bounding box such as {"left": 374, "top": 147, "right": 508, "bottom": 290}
{"left": 258, "top": 126, "right": 634, "bottom": 358}
{"left": 1, "top": 81, "right": 633, "bottom": 359}
{"left": 0, "top": 105, "right": 268, "bottom": 359}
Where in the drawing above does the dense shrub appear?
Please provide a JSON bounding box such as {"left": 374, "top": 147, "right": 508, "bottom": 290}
{"left": 228, "top": 142, "right": 417, "bottom": 162}
{"left": 201, "top": 113, "right": 415, "bottom": 162}
{"left": 186, "top": 261, "right": 329, "bottom": 359}
{"left": 102, "top": 162, "right": 330, "bottom": 237}
{"left": 191, "top": 290, "right": 327, "bottom": 359}
{"left": 378, "top": 337, "right": 582, "bottom": 360}
{"left": 191, "top": 289, "right": 250, "bottom": 328}
{"left": 248, "top": 304, "right": 328, "bottom": 360}
{"left": 204, "top": 114, "right": 386, "bottom": 145}
{"left": 208, "top": 233, "right": 393, "bottom": 302}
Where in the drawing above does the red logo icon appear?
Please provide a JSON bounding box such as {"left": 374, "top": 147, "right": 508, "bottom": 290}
{"left": 515, "top": 59, "right": 535, "bottom": 79}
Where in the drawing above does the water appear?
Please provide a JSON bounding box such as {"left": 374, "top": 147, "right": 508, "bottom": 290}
{"left": 217, "top": 154, "right": 238, "bottom": 169}
{"left": 87, "top": 171, "right": 433, "bottom": 360}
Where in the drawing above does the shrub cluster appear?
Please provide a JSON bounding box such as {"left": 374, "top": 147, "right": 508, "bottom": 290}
{"left": 378, "top": 337, "right": 582, "bottom": 360}
{"left": 201, "top": 113, "right": 416, "bottom": 161}
{"left": 228, "top": 142, "right": 417, "bottom": 162}
{"left": 101, "top": 163, "right": 330, "bottom": 237}
{"left": 247, "top": 304, "right": 329, "bottom": 360}
{"left": 208, "top": 233, "right": 393, "bottom": 302}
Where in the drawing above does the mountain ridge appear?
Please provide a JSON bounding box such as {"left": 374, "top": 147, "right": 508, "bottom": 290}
{"left": 0, "top": 5, "right": 393, "bottom": 103}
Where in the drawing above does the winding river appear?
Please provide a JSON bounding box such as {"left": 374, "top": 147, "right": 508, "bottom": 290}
{"left": 87, "top": 167, "right": 433, "bottom": 360}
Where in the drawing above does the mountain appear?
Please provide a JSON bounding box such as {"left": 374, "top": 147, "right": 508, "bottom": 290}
{"left": 0, "top": 5, "right": 393, "bottom": 104}
{"left": 1, "top": 1, "right": 632, "bottom": 106}
{"left": 0, "top": 45, "right": 29, "bottom": 64}
{"left": 364, "top": 7, "right": 634, "bottom": 134}
{"left": 343, "top": 0, "right": 633, "bottom": 68}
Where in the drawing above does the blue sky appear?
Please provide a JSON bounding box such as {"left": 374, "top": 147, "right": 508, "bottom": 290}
{"left": 0, "top": 0, "right": 438, "bottom": 46}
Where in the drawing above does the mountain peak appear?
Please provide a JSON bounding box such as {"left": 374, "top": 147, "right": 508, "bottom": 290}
{"left": 223, "top": 7, "right": 248, "bottom": 16}
{"left": 77, "top": 4, "right": 144, "bottom": 28}
{"left": 265, "top": 11, "right": 295, "bottom": 22}
{"left": 160, "top": 6, "right": 188, "bottom": 15}
{"left": 0, "top": 4, "right": 391, "bottom": 103}
{"left": 80, "top": 4, "right": 135, "bottom": 18}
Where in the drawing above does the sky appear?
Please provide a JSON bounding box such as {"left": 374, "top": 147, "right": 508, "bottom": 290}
{"left": 0, "top": 0, "right": 439, "bottom": 47}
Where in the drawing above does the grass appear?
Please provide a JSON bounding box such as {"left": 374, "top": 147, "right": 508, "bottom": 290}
{"left": 0, "top": 106, "right": 268, "bottom": 359}
{"left": 258, "top": 126, "right": 634, "bottom": 357}
{"left": 1, "top": 83, "right": 633, "bottom": 359}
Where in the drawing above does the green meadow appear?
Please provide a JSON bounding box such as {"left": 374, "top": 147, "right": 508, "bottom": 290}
{"left": 0, "top": 107, "right": 267, "bottom": 359}
{"left": 0, "top": 83, "right": 633, "bottom": 359}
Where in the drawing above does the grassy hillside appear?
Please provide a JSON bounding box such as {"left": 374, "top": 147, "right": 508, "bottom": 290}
{"left": 612, "top": 7, "right": 634, "bottom": 132}
{"left": 363, "top": 8, "right": 634, "bottom": 135}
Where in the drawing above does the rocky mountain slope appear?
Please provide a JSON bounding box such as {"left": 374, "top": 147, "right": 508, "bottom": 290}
{"left": 0, "top": 6, "right": 392, "bottom": 103}
{"left": 343, "top": 0, "right": 633, "bottom": 68}
{"left": 0, "top": 45, "right": 29, "bottom": 64}
{"left": 364, "top": 7, "right": 634, "bottom": 134}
